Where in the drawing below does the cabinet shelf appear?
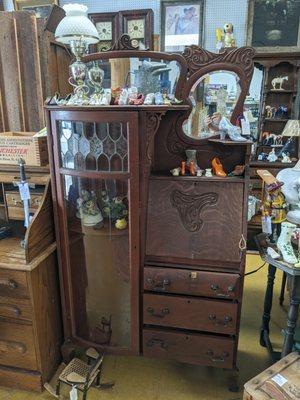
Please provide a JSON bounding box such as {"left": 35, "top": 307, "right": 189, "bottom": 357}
{"left": 265, "top": 89, "right": 296, "bottom": 94}
{"left": 208, "top": 138, "right": 252, "bottom": 145}
{"left": 69, "top": 220, "right": 128, "bottom": 237}
{"left": 263, "top": 118, "right": 289, "bottom": 122}
{"left": 150, "top": 173, "right": 245, "bottom": 183}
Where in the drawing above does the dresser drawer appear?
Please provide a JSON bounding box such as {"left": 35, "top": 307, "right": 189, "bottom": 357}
{"left": 0, "top": 296, "right": 32, "bottom": 321}
{"left": 143, "top": 328, "right": 235, "bottom": 369}
{"left": 0, "top": 269, "right": 29, "bottom": 299}
{"left": 143, "top": 293, "right": 238, "bottom": 335}
{"left": 0, "top": 321, "right": 37, "bottom": 370}
{"left": 144, "top": 267, "right": 240, "bottom": 299}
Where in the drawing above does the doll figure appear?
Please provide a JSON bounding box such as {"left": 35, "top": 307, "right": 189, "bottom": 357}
{"left": 223, "top": 23, "right": 236, "bottom": 48}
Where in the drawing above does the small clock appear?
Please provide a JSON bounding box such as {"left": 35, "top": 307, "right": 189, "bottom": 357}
{"left": 96, "top": 21, "right": 113, "bottom": 41}
{"left": 120, "top": 9, "right": 154, "bottom": 49}
{"left": 127, "top": 19, "right": 145, "bottom": 40}
{"left": 88, "top": 12, "right": 119, "bottom": 52}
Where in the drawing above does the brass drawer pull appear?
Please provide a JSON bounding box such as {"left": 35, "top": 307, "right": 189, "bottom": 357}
{"left": 211, "top": 284, "right": 236, "bottom": 297}
{"left": 146, "top": 306, "right": 170, "bottom": 318}
{"left": 146, "top": 278, "right": 170, "bottom": 290}
{"left": 208, "top": 314, "right": 232, "bottom": 326}
{"left": 147, "top": 339, "right": 168, "bottom": 349}
{"left": 0, "top": 279, "right": 18, "bottom": 290}
{"left": 206, "top": 350, "right": 229, "bottom": 363}
{"left": 0, "top": 339, "right": 26, "bottom": 354}
{"left": 12, "top": 199, "right": 23, "bottom": 206}
{"left": 0, "top": 304, "right": 21, "bottom": 317}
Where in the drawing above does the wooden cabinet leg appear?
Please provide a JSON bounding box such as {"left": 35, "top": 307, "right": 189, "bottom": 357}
{"left": 260, "top": 264, "right": 276, "bottom": 347}
{"left": 227, "top": 367, "right": 239, "bottom": 392}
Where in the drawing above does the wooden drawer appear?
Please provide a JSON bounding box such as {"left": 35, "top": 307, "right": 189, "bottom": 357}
{"left": 6, "top": 191, "right": 42, "bottom": 220}
{"left": 0, "top": 296, "right": 32, "bottom": 321}
{"left": 0, "top": 321, "right": 37, "bottom": 370}
{"left": 0, "top": 269, "right": 29, "bottom": 299}
{"left": 144, "top": 266, "right": 240, "bottom": 299}
{"left": 143, "top": 328, "right": 235, "bottom": 369}
{"left": 143, "top": 293, "right": 238, "bottom": 335}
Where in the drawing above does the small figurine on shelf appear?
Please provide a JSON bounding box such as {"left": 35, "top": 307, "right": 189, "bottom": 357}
{"left": 101, "top": 192, "right": 128, "bottom": 229}
{"left": 216, "top": 27, "right": 223, "bottom": 51}
{"left": 281, "top": 152, "right": 292, "bottom": 163}
{"left": 271, "top": 76, "right": 288, "bottom": 91}
{"left": 77, "top": 190, "right": 104, "bottom": 227}
{"left": 275, "top": 105, "right": 289, "bottom": 119}
{"left": 205, "top": 168, "right": 213, "bottom": 177}
{"left": 267, "top": 148, "right": 278, "bottom": 162}
{"left": 223, "top": 23, "right": 236, "bottom": 48}
{"left": 170, "top": 167, "right": 180, "bottom": 176}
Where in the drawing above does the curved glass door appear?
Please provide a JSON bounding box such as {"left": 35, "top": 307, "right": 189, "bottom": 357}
{"left": 51, "top": 111, "right": 139, "bottom": 353}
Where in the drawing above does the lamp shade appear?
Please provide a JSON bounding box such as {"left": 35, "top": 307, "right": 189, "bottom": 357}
{"left": 55, "top": 3, "right": 99, "bottom": 45}
{"left": 282, "top": 120, "right": 300, "bottom": 137}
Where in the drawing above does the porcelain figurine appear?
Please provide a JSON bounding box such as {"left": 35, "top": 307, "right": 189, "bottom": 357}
{"left": 115, "top": 218, "right": 127, "bottom": 230}
{"left": 205, "top": 168, "right": 213, "bottom": 177}
{"left": 223, "top": 23, "right": 236, "bottom": 48}
{"left": 271, "top": 76, "right": 288, "bottom": 91}
{"left": 77, "top": 190, "right": 103, "bottom": 227}
{"left": 170, "top": 167, "right": 180, "bottom": 176}
{"left": 197, "top": 169, "right": 203, "bottom": 177}
{"left": 281, "top": 152, "right": 292, "bottom": 163}
{"left": 267, "top": 148, "right": 278, "bottom": 162}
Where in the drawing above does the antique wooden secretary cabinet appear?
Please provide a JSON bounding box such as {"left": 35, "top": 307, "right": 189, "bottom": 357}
{"left": 45, "top": 41, "right": 255, "bottom": 387}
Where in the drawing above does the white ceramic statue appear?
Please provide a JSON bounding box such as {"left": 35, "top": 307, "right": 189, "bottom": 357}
{"left": 271, "top": 76, "right": 288, "bottom": 90}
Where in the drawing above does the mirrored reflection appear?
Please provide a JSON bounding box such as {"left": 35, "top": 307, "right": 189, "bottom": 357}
{"left": 96, "top": 57, "right": 181, "bottom": 96}
{"left": 245, "top": 66, "right": 263, "bottom": 142}
{"left": 63, "top": 175, "right": 131, "bottom": 347}
{"left": 183, "top": 71, "right": 241, "bottom": 139}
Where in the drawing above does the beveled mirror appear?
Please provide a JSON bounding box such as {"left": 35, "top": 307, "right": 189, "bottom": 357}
{"left": 183, "top": 71, "right": 241, "bottom": 139}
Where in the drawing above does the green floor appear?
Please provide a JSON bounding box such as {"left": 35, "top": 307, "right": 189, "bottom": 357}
{"left": 0, "top": 254, "right": 289, "bottom": 400}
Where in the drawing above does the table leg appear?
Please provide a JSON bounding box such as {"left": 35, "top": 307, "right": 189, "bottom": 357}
{"left": 281, "top": 299, "right": 299, "bottom": 357}
{"left": 279, "top": 272, "right": 287, "bottom": 306}
{"left": 260, "top": 264, "right": 276, "bottom": 347}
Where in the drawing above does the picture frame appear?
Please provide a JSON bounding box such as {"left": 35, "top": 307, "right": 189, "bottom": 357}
{"left": 14, "top": 0, "right": 58, "bottom": 18}
{"left": 246, "top": 0, "right": 300, "bottom": 53}
{"left": 160, "top": 0, "right": 204, "bottom": 52}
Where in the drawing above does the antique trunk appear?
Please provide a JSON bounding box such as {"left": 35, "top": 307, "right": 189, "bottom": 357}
{"left": 243, "top": 352, "right": 300, "bottom": 400}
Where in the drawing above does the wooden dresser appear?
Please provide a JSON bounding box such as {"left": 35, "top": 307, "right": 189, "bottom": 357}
{"left": 0, "top": 166, "right": 62, "bottom": 391}
{"left": 46, "top": 44, "right": 254, "bottom": 389}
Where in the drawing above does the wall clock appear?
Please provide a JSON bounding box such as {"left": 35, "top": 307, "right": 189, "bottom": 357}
{"left": 120, "top": 9, "right": 154, "bottom": 49}
{"left": 88, "top": 12, "right": 119, "bottom": 52}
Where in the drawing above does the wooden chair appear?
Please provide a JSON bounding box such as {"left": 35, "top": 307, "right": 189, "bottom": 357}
{"left": 55, "top": 348, "right": 105, "bottom": 400}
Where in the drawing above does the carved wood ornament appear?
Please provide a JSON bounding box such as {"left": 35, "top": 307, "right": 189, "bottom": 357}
{"left": 170, "top": 190, "right": 219, "bottom": 232}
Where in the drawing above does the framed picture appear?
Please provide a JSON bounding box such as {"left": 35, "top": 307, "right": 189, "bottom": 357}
{"left": 160, "top": 0, "right": 204, "bottom": 52}
{"left": 13, "top": 0, "right": 58, "bottom": 18}
{"left": 246, "top": 0, "right": 300, "bottom": 52}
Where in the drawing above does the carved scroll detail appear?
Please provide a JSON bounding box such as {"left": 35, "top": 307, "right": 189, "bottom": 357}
{"left": 111, "top": 34, "right": 140, "bottom": 51}
{"left": 170, "top": 190, "right": 218, "bottom": 232}
{"left": 145, "top": 112, "right": 166, "bottom": 164}
{"left": 182, "top": 46, "right": 255, "bottom": 79}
